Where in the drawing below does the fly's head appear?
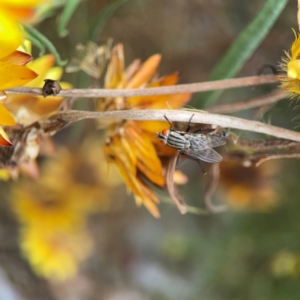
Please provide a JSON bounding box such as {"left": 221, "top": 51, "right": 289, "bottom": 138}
{"left": 220, "top": 130, "right": 230, "bottom": 138}
{"left": 157, "top": 129, "right": 170, "bottom": 144}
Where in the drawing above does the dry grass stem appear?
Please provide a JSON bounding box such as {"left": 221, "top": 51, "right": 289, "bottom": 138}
{"left": 253, "top": 153, "right": 300, "bottom": 166}
{"left": 6, "top": 75, "right": 279, "bottom": 98}
{"left": 165, "top": 153, "right": 187, "bottom": 214}
{"left": 47, "top": 109, "right": 300, "bottom": 142}
{"left": 208, "top": 90, "right": 287, "bottom": 114}
{"left": 203, "top": 164, "right": 227, "bottom": 213}
{"left": 234, "top": 138, "right": 300, "bottom": 151}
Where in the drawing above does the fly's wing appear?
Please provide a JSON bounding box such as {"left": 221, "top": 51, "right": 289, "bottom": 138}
{"left": 206, "top": 134, "right": 227, "bottom": 148}
{"left": 191, "top": 134, "right": 227, "bottom": 148}
{"left": 185, "top": 134, "right": 226, "bottom": 150}
{"left": 183, "top": 147, "right": 223, "bottom": 163}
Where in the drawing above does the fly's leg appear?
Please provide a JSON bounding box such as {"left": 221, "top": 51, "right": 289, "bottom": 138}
{"left": 186, "top": 114, "right": 195, "bottom": 132}
{"left": 164, "top": 115, "right": 174, "bottom": 130}
{"left": 199, "top": 161, "right": 207, "bottom": 175}
{"left": 178, "top": 150, "right": 207, "bottom": 175}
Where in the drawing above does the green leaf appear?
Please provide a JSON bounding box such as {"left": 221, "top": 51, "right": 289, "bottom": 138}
{"left": 89, "top": 0, "right": 129, "bottom": 41}
{"left": 24, "top": 31, "right": 46, "bottom": 56}
{"left": 24, "top": 25, "right": 68, "bottom": 66}
{"left": 193, "top": 0, "right": 288, "bottom": 108}
{"left": 57, "top": 0, "right": 81, "bottom": 37}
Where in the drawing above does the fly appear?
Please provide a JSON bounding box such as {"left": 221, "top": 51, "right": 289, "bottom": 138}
{"left": 157, "top": 115, "right": 228, "bottom": 163}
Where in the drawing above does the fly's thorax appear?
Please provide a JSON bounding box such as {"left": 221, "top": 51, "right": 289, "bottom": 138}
{"left": 167, "top": 130, "right": 190, "bottom": 149}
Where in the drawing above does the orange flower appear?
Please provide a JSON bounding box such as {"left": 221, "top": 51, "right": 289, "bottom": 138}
{"left": 100, "top": 44, "right": 191, "bottom": 217}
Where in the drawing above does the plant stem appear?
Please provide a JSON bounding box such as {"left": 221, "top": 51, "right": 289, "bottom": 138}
{"left": 6, "top": 75, "right": 279, "bottom": 98}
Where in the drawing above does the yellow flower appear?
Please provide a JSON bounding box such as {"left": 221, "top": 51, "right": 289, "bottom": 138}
{"left": 218, "top": 160, "right": 278, "bottom": 211}
{"left": 100, "top": 44, "right": 191, "bottom": 217}
{"left": 1, "top": 51, "right": 71, "bottom": 179}
{"left": 0, "top": 50, "right": 37, "bottom": 147}
{"left": 0, "top": 0, "right": 43, "bottom": 145}
{"left": 11, "top": 138, "right": 118, "bottom": 281}
{"left": 5, "top": 53, "right": 71, "bottom": 125}
{"left": 21, "top": 225, "right": 93, "bottom": 281}
{"left": 280, "top": 29, "right": 300, "bottom": 97}
{"left": 0, "top": 0, "right": 41, "bottom": 58}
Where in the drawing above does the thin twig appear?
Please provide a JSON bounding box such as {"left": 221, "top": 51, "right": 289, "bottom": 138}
{"left": 166, "top": 153, "right": 187, "bottom": 214}
{"left": 207, "top": 89, "right": 287, "bottom": 114}
{"left": 222, "top": 151, "right": 300, "bottom": 167}
{"left": 46, "top": 109, "right": 300, "bottom": 142}
{"left": 234, "top": 138, "right": 300, "bottom": 151}
{"left": 254, "top": 153, "right": 300, "bottom": 166}
{"left": 6, "top": 75, "right": 279, "bottom": 98}
{"left": 203, "top": 163, "right": 227, "bottom": 213}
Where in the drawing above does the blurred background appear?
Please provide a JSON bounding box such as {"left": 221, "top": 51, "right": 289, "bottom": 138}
{"left": 1, "top": 0, "right": 300, "bottom": 299}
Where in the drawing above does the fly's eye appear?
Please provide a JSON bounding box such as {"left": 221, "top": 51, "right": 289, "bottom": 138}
{"left": 161, "top": 129, "right": 169, "bottom": 136}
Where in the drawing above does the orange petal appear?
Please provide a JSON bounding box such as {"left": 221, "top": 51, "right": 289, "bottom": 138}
{"left": 4, "top": 8, "right": 35, "bottom": 21}
{"left": 26, "top": 54, "right": 55, "bottom": 87}
{"left": 2, "top": 50, "right": 33, "bottom": 65}
{"left": 125, "top": 125, "right": 164, "bottom": 186}
{"left": 135, "top": 120, "right": 166, "bottom": 133}
{"left": 117, "top": 160, "right": 161, "bottom": 218}
{"left": 104, "top": 137, "right": 161, "bottom": 218}
{"left": 127, "top": 72, "right": 191, "bottom": 109}
{"left": 31, "top": 97, "right": 63, "bottom": 116}
{"left": 0, "top": 103, "right": 16, "bottom": 125}
{"left": 128, "top": 93, "right": 191, "bottom": 110}
{"left": 105, "top": 135, "right": 136, "bottom": 175}
{"left": 126, "top": 54, "right": 161, "bottom": 88}
{"left": 0, "top": 62, "right": 37, "bottom": 89}
{"left": 159, "top": 72, "right": 180, "bottom": 86}
{"left": 135, "top": 184, "right": 161, "bottom": 218}
{"left": 0, "top": 126, "right": 12, "bottom": 146}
